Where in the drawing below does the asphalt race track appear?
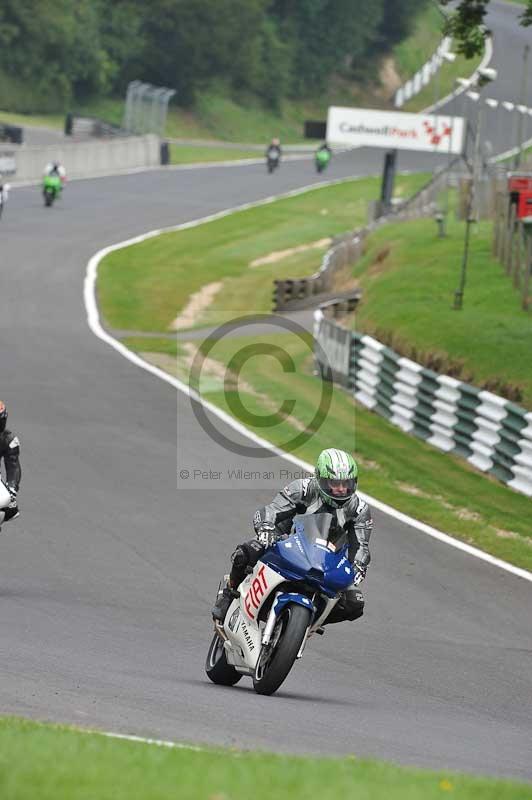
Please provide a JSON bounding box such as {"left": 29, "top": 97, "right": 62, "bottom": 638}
{"left": 0, "top": 1, "right": 531, "bottom": 782}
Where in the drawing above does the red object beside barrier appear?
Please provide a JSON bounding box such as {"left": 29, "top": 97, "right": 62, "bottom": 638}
{"left": 508, "top": 173, "right": 532, "bottom": 219}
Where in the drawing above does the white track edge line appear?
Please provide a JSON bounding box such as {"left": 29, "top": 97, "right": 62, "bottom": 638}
{"left": 99, "top": 730, "right": 204, "bottom": 751}
{"left": 84, "top": 187, "right": 532, "bottom": 586}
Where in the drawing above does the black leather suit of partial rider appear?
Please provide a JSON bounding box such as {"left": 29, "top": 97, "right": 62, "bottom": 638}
{"left": 0, "top": 428, "right": 21, "bottom": 521}
{"left": 229, "top": 477, "right": 373, "bottom": 625}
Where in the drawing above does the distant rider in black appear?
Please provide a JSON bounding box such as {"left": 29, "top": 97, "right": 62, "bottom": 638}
{"left": 0, "top": 401, "right": 21, "bottom": 528}
{"left": 265, "top": 137, "right": 282, "bottom": 164}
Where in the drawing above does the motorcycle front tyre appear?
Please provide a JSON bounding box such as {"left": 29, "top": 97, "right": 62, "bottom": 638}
{"left": 205, "top": 632, "right": 242, "bottom": 686}
{"left": 44, "top": 190, "right": 54, "bottom": 207}
{"left": 253, "top": 603, "right": 311, "bottom": 696}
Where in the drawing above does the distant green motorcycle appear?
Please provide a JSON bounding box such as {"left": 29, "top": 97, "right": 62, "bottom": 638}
{"left": 43, "top": 175, "right": 62, "bottom": 207}
{"left": 315, "top": 146, "right": 331, "bottom": 174}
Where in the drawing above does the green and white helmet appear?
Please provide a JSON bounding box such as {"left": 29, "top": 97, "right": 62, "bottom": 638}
{"left": 315, "top": 448, "right": 358, "bottom": 508}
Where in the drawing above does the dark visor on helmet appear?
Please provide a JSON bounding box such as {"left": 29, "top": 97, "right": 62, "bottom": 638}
{"left": 319, "top": 477, "right": 356, "bottom": 498}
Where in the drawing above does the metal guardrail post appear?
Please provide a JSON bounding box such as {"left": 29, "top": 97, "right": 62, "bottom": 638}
{"left": 513, "top": 220, "right": 523, "bottom": 289}
{"left": 493, "top": 193, "right": 501, "bottom": 257}
{"left": 123, "top": 80, "right": 141, "bottom": 132}
{"left": 123, "top": 81, "right": 176, "bottom": 136}
{"left": 160, "top": 89, "right": 176, "bottom": 137}
{"left": 506, "top": 203, "right": 517, "bottom": 276}
{"left": 501, "top": 200, "right": 511, "bottom": 267}
{"left": 522, "top": 231, "right": 532, "bottom": 311}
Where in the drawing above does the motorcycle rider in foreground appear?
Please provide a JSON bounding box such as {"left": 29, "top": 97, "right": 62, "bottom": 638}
{"left": 212, "top": 448, "right": 372, "bottom": 627}
{"left": 0, "top": 401, "right": 21, "bottom": 531}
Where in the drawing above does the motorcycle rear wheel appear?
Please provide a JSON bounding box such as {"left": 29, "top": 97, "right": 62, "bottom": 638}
{"left": 205, "top": 632, "right": 242, "bottom": 686}
{"left": 253, "top": 604, "right": 310, "bottom": 696}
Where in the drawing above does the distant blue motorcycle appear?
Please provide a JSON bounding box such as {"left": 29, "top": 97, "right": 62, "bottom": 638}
{"left": 206, "top": 513, "right": 357, "bottom": 696}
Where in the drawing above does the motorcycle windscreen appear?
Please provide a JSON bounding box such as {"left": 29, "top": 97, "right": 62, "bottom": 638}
{"left": 266, "top": 513, "right": 354, "bottom": 592}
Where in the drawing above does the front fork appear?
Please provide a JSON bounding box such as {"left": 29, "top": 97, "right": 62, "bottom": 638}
{"left": 261, "top": 591, "right": 316, "bottom": 659}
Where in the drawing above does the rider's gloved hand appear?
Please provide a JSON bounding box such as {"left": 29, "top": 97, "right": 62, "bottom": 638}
{"left": 353, "top": 562, "right": 366, "bottom": 586}
{"left": 256, "top": 522, "right": 277, "bottom": 549}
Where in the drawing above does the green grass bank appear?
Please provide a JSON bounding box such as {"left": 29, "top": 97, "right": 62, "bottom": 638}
{"left": 98, "top": 174, "right": 427, "bottom": 333}
{"left": 350, "top": 213, "right": 532, "bottom": 408}
{"left": 169, "top": 145, "right": 262, "bottom": 164}
{"left": 1, "top": 717, "right": 530, "bottom": 800}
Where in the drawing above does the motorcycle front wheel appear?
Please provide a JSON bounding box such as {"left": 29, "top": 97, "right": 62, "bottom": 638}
{"left": 205, "top": 632, "right": 242, "bottom": 686}
{"left": 44, "top": 190, "right": 54, "bottom": 207}
{"left": 253, "top": 604, "right": 310, "bottom": 696}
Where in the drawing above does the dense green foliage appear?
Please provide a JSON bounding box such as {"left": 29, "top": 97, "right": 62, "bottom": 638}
{"left": 440, "top": 0, "right": 532, "bottom": 57}
{"left": 0, "top": 0, "right": 431, "bottom": 112}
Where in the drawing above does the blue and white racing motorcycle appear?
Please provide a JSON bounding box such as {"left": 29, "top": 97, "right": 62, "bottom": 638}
{"left": 206, "top": 513, "right": 356, "bottom": 696}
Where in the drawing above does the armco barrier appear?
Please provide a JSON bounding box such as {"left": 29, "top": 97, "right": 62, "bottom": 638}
{"left": 314, "top": 312, "right": 532, "bottom": 497}
{"left": 64, "top": 113, "right": 128, "bottom": 138}
{"left": 273, "top": 232, "right": 366, "bottom": 312}
{"left": 0, "top": 122, "right": 23, "bottom": 144}
{"left": 9, "top": 134, "right": 160, "bottom": 183}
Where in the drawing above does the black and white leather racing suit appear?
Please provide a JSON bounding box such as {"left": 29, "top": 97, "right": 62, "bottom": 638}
{"left": 229, "top": 477, "right": 373, "bottom": 625}
{"left": 0, "top": 429, "right": 21, "bottom": 525}
{"left": 265, "top": 144, "right": 282, "bottom": 162}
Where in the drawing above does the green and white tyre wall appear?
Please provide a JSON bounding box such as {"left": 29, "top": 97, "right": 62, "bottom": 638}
{"left": 314, "top": 311, "right": 532, "bottom": 497}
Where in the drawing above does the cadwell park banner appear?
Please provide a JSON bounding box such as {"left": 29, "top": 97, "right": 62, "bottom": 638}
{"left": 327, "top": 106, "right": 465, "bottom": 155}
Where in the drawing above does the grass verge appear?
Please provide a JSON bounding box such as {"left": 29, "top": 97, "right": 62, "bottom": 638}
{"left": 1, "top": 716, "right": 530, "bottom": 800}
{"left": 97, "top": 173, "right": 428, "bottom": 333}
{"left": 169, "top": 144, "right": 263, "bottom": 164}
{"left": 0, "top": 109, "right": 63, "bottom": 129}
{"left": 123, "top": 331, "right": 532, "bottom": 571}
{"left": 393, "top": 4, "right": 445, "bottom": 81}
{"left": 349, "top": 212, "right": 532, "bottom": 408}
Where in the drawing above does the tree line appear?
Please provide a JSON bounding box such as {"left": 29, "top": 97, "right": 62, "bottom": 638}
{"left": 441, "top": 0, "right": 531, "bottom": 58}
{"left": 0, "top": 0, "right": 431, "bottom": 112}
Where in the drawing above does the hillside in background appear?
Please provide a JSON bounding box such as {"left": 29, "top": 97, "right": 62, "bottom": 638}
{"left": 0, "top": 0, "right": 434, "bottom": 119}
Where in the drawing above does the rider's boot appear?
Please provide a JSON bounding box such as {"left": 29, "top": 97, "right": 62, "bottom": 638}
{"left": 0, "top": 507, "right": 19, "bottom": 533}
{"left": 212, "top": 576, "right": 240, "bottom": 622}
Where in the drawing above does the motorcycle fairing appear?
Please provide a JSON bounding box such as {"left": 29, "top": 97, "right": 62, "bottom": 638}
{"left": 260, "top": 514, "right": 355, "bottom": 597}
{"left": 223, "top": 563, "right": 286, "bottom": 671}
{"left": 0, "top": 480, "right": 10, "bottom": 509}
{"left": 272, "top": 592, "right": 315, "bottom": 617}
